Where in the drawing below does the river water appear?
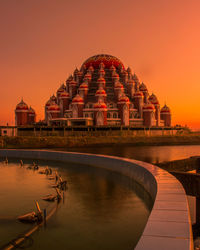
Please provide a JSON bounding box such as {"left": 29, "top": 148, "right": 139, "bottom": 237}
{"left": 0, "top": 159, "right": 152, "bottom": 250}
{"left": 68, "top": 144, "right": 200, "bottom": 224}
{"left": 68, "top": 145, "right": 200, "bottom": 164}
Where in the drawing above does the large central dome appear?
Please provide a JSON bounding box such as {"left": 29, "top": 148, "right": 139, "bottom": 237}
{"left": 82, "top": 54, "right": 125, "bottom": 70}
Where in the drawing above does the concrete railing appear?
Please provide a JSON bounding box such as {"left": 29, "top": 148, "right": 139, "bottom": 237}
{"left": 0, "top": 149, "right": 193, "bottom": 250}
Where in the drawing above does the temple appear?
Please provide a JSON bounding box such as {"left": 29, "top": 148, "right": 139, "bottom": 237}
{"left": 15, "top": 54, "right": 171, "bottom": 127}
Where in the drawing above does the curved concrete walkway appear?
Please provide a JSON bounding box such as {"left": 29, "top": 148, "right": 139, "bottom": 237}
{"left": 0, "top": 149, "right": 193, "bottom": 250}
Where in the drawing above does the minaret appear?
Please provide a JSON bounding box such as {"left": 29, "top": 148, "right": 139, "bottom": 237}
{"left": 99, "top": 68, "right": 105, "bottom": 78}
{"left": 160, "top": 104, "right": 171, "bottom": 127}
{"left": 114, "top": 81, "right": 124, "bottom": 100}
{"left": 94, "top": 101, "right": 107, "bottom": 126}
{"left": 69, "top": 79, "right": 77, "bottom": 99}
{"left": 71, "top": 94, "right": 84, "bottom": 118}
{"left": 122, "top": 70, "right": 128, "bottom": 84}
{"left": 149, "top": 94, "right": 160, "bottom": 126}
{"left": 139, "top": 82, "right": 149, "bottom": 104}
{"left": 83, "top": 72, "right": 92, "bottom": 84}
{"left": 117, "top": 94, "right": 130, "bottom": 126}
{"left": 46, "top": 101, "right": 60, "bottom": 125}
{"left": 59, "top": 91, "right": 70, "bottom": 117}
{"left": 112, "top": 72, "right": 120, "bottom": 84}
{"left": 143, "top": 103, "right": 156, "bottom": 127}
{"left": 133, "top": 91, "right": 144, "bottom": 118}
{"left": 78, "top": 82, "right": 89, "bottom": 100}
{"left": 15, "top": 99, "right": 29, "bottom": 126}
{"left": 28, "top": 106, "right": 36, "bottom": 125}
{"left": 95, "top": 87, "right": 107, "bottom": 103}
{"left": 126, "top": 79, "right": 135, "bottom": 98}
{"left": 56, "top": 83, "right": 65, "bottom": 103}
{"left": 97, "top": 77, "right": 106, "bottom": 88}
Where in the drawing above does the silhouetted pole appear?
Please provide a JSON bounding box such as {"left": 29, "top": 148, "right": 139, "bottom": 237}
{"left": 196, "top": 157, "right": 200, "bottom": 225}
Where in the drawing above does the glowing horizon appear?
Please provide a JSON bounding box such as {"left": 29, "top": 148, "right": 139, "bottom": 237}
{"left": 1, "top": 0, "right": 200, "bottom": 130}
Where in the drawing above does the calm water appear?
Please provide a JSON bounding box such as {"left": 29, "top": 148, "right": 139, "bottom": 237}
{"left": 68, "top": 145, "right": 200, "bottom": 164}
{"left": 69, "top": 144, "right": 200, "bottom": 224}
{"left": 0, "top": 159, "right": 152, "bottom": 250}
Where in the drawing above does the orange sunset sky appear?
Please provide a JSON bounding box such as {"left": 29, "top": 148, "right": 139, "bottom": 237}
{"left": 0, "top": 0, "right": 200, "bottom": 130}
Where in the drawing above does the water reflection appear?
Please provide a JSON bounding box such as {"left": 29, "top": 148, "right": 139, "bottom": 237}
{"left": 0, "top": 159, "right": 152, "bottom": 250}
{"left": 68, "top": 145, "right": 200, "bottom": 164}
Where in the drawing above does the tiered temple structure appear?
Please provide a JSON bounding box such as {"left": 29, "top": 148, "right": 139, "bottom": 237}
{"left": 15, "top": 54, "right": 171, "bottom": 127}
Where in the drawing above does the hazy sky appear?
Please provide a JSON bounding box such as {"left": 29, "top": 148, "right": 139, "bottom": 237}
{"left": 0, "top": 0, "right": 200, "bottom": 129}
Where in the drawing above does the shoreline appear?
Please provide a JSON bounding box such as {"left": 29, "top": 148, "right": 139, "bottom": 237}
{"left": 1, "top": 134, "right": 200, "bottom": 149}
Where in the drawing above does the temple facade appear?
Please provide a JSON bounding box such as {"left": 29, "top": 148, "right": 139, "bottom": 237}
{"left": 15, "top": 54, "right": 171, "bottom": 127}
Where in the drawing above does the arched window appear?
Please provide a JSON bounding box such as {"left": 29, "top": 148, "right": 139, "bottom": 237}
{"left": 113, "top": 113, "right": 117, "bottom": 119}
{"left": 85, "top": 113, "right": 88, "bottom": 118}
{"left": 107, "top": 113, "right": 111, "bottom": 118}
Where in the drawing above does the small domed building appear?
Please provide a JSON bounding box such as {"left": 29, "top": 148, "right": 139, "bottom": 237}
{"left": 15, "top": 99, "right": 36, "bottom": 126}
{"left": 15, "top": 54, "right": 172, "bottom": 128}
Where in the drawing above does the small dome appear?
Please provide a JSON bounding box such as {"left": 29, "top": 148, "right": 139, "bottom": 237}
{"left": 134, "top": 91, "right": 144, "bottom": 97}
{"left": 114, "top": 81, "right": 124, "bottom": 89}
{"left": 51, "top": 94, "right": 57, "bottom": 102}
{"left": 94, "top": 102, "right": 107, "bottom": 109}
{"left": 57, "top": 84, "right": 65, "bottom": 93}
{"left": 161, "top": 104, "right": 171, "bottom": 113}
{"left": 97, "top": 77, "right": 106, "bottom": 84}
{"left": 118, "top": 94, "right": 130, "bottom": 103}
{"left": 74, "top": 68, "right": 79, "bottom": 75}
{"left": 110, "top": 64, "right": 116, "bottom": 71}
{"left": 72, "top": 94, "right": 84, "bottom": 103}
{"left": 88, "top": 64, "right": 94, "bottom": 72}
{"left": 127, "top": 67, "right": 132, "bottom": 73}
{"left": 60, "top": 91, "right": 70, "bottom": 98}
{"left": 79, "top": 82, "right": 88, "bottom": 89}
{"left": 143, "top": 103, "right": 155, "bottom": 111}
{"left": 99, "top": 61, "right": 105, "bottom": 69}
{"left": 149, "top": 93, "right": 159, "bottom": 105}
{"left": 112, "top": 72, "right": 119, "bottom": 80}
{"left": 48, "top": 102, "right": 60, "bottom": 111}
{"left": 133, "top": 73, "right": 139, "bottom": 83}
{"left": 95, "top": 88, "right": 107, "bottom": 96}
{"left": 16, "top": 99, "right": 29, "bottom": 110}
{"left": 45, "top": 99, "right": 52, "bottom": 107}
{"left": 99, "top": 68, "right": 105, "bottom": 75}
{"left": 69, "top": 79, "right": 77, "bottom": 85}
{"left": 139, "top": 82, "right": 148, "bottom": 91}
{"left": 84, "top": 73, "right": 92, "bottom": 80}
{"left": 127, "top": 79, "right": 134, "bottom": 85}
{"left": 123, "top": 70, "right": 128, "bottom": 76}
{"left": 28, "top": 106, "right": 35, "bottom": 114}
{"left": 77, "top": 71, "right": 83, "bottom": 77}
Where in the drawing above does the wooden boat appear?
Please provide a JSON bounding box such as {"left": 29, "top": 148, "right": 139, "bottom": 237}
{"left": 42, "top": 188, "right": 62, "bottom": 202}
{"left": 17, "top": 211, "right": 37, "bottom": 223}
{"left": 42, "top": 194, "right": 56, "bottom": 202}
{"left": 17, "top": 201, "right": 43, "bottom": 223}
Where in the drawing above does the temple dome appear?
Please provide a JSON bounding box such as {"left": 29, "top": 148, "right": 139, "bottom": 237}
{"left": 48, "top": 102, "right": 60, "bottom": 111}
{"left": 161, "top": 104, "right": 171, "bottom": 113}
{"left": 143, "top": 103, "right": 155, "bottom": 110}
{"left": 72, "top": 94, "right": 84, "bottom": 103}
{"left": 81, "top": 54, "right": 125, "bottom": 70}
{"left": 94, "top": 102, "right": 107, "bottom": 109}
{"left": 28, "top": 106, "right": 35, "bottom": 114}
{"left": 16, "top": 99, "right": 29, "bottom": 110}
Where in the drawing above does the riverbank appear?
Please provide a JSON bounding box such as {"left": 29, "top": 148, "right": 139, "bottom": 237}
{"left": 1, "top": 134, "right": 200, "bottom": 149}
{"left": 157, "top": 156, "right": 199, "bottom": 172}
